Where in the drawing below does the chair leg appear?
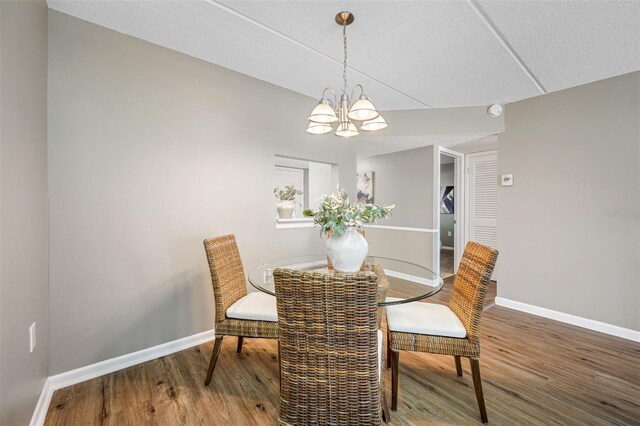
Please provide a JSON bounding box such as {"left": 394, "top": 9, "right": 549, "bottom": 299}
{"left": 204, "top": 336, "right": 224, "bottom": 386}
{"left": 470, "top": 358, "right": 488, "bottom": 423}
{"left": 390, "top": 349, "right": 400, "bottom": 411}
{"left": 236, "top": 336, "right": 244, "bottom": 353}
{"left": 381, "top": 391, "right": 391, "bottom": 423}
{"left": 386, "top": 329, "right": 392, "bottom": 369}
{"left": 454, "top": 355, "right": 463, "bottom": 377}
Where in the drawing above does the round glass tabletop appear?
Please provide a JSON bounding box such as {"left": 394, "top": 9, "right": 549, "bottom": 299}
{"left": 247, "top": 255, "right": 444, "bottom": 306}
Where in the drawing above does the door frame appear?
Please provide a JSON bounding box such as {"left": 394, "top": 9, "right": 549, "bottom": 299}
{"left": 435, "top": 146, "right": 465, "bottom": 274}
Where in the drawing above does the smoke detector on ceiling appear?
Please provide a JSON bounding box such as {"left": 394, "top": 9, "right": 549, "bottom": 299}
{"left": 487, "top": 104, "right": 503, "bottom": 117}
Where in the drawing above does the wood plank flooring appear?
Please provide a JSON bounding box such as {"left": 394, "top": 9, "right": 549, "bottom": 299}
{"left": 45, "top": 277, "right": 639, "bottom": 425}
{"left": 440, "top": 250, "right": 455, "bottom": 279}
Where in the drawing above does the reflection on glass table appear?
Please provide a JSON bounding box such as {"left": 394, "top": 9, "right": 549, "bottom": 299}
{"left": 247, "top": 255, "right": 444, "bottom": 306}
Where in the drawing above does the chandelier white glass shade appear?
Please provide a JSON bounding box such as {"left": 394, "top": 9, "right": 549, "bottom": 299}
{"left": 306, "top": 121, "right": 333, "bottom": 135}
{"left": 306, "top": 11, "right": 388, "bottom": 137}
{"left": 360, "top": 115, "right": 388, "bottom": 132}
{"left": 335, "top": 121, "right": 359, "bottom": 137}
{"left": 308, "top": 100, "right": 338, "bottom": 124}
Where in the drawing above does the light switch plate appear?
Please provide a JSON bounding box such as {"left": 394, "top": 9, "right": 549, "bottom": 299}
{"left": 501, "top": 174, "right": 513, "bottom": 186}
{"left": 29, "top": 322, "right": 36, "bottom": 353}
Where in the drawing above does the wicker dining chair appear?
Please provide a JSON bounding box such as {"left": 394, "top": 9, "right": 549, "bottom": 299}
{"left": 371, "top": 264, "right": 390, "bottom": 329}
{"left": 274, "top": 267, "right": 386, "bottom": 425}
{"left": 385, "top": 241, "right": 498, "bottom": 423}
{"left": 203, "top": 234, "right": 278, "bottom": 386}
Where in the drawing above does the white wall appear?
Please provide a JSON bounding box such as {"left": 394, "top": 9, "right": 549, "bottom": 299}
{"left": 0, "top": 1, "right": 49, "bottom": 424}
{"left": 362, "top": 106, "right": 504, "bottom": 138}
{"left": 308, "top": 162, "right": 333, "bottom": 211}
{"left": 498, "top": 71, "right": 639, "bottom": 331}
{"left": 47, "top": 11, "right": 356, "bottom": 374}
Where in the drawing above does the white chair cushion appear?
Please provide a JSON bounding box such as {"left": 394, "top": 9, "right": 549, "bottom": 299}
{"left": 385, "top": 298, "right": 467, "bottom": 338}
{"left": 226, "top": 292, "right": 278, "bottom": 322}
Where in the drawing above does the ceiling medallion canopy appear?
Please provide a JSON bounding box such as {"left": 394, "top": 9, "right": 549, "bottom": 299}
{"left": 306, "top": 11, "right": 388, "bottom": 137}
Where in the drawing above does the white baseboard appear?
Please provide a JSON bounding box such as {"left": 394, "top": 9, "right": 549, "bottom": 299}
{"left": 30, "top": 329, "right": 215, "bottom": 426}
{"left": 384, "top": 269, "right": 439, "bottom": 287}
{"left": 30, "top": 378, "right": 53, "bottom": 426}
{"left": 495, "top": 297, "right": 640, "bottom": 342}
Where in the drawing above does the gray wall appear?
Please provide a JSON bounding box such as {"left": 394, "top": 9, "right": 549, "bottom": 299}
{"left": 358, "top": 147, "right": 436, "bottom": 269}
{"left": 439, "top": 163, "right": 454, "bottom": 247}
{"left": 48, "top": 11, "right": 356, "bottom": 374}
{"left": 0, "top": 1, "right": 49, "bottom": 424}
{"left": 362, "top": 106, "right": 504, "bottom": 138}
{"left": 498, "top": 71, "right": 640, "bottom": 331}
{"left": 365, "top": 227, "right": 434, "bottom": 270}
{"left": 358, "top": 147, "right": 435, "bottom": 229}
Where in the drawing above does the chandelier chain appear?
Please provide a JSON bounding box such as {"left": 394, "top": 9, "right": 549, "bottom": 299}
{"left": 305, "top": 11, "right": 387, "bottom": 136}
{"left": 342, "top": 24, "right": 348, "bottom": 93}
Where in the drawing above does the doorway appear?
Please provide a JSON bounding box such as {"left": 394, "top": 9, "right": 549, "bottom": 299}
{"left": 437, "top": 148, "right": 464, "bottom": 279}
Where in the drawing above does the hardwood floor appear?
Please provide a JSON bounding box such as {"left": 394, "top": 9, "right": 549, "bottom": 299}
{"left": 46, "top": 277, "right": 640, "bottom": 425}
{"left": 440, "top": 249, "right": 455, "bottom": 279}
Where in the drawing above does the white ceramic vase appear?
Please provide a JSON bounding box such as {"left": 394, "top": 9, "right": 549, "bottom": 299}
{"left": 326, "top": 226, "right": 369, "bottom": 273}
{"left": 277, "top": 200, "right": 295, "bottom": 219}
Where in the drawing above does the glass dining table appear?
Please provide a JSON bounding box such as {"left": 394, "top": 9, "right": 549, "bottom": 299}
{"left": 248, "top": 255, "right": 444, "bottom": 306}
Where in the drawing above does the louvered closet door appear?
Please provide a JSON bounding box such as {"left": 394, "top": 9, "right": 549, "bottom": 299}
{"left": 468, "top": 153, "right": 498, "bottom": 280}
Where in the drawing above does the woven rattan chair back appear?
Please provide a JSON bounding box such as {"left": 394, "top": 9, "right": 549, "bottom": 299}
{"left": 370, "top": 264, "right": 389, "bottom": 328}
{"left": 274, "top": 268, "right": 382, "bottom": 426}
{"left": 203, "top": 234, "right": 248, "bottom": 324}
{"left": 448, "top": 241, "right": 498, "bottom": 345}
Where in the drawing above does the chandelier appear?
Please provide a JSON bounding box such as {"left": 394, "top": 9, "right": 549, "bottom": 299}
{"left": 306, "top": 11, "right": 388, "bottom": 137}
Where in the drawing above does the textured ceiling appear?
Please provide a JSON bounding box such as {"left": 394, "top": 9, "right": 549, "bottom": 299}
{"left": 47, "top": 0, "right": 640, "bottom": 111}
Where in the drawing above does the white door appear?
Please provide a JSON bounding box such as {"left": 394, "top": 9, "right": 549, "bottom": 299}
{"left": 275, "top": 166, "right": 304, "bottom": 218}
{"left": 466, "top": 152, "right": 498, "bottom": 280}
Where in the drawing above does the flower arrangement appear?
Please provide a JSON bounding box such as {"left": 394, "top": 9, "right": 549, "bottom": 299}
{"left": 273, "top": 185, "right": 303, "bottom": 201}
{"left": 314, "top": 187, "right": 395, "bottom": 237}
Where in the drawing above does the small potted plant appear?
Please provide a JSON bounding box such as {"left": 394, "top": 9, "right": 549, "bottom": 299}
{"left": 302, "top": 208, "right": 315, "bottom": 217}
{"left": 274, "top": 185, "right": 303, "bottom": 219}
{"left": 314, "top": 187, "right": 394, "bottom": 272}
